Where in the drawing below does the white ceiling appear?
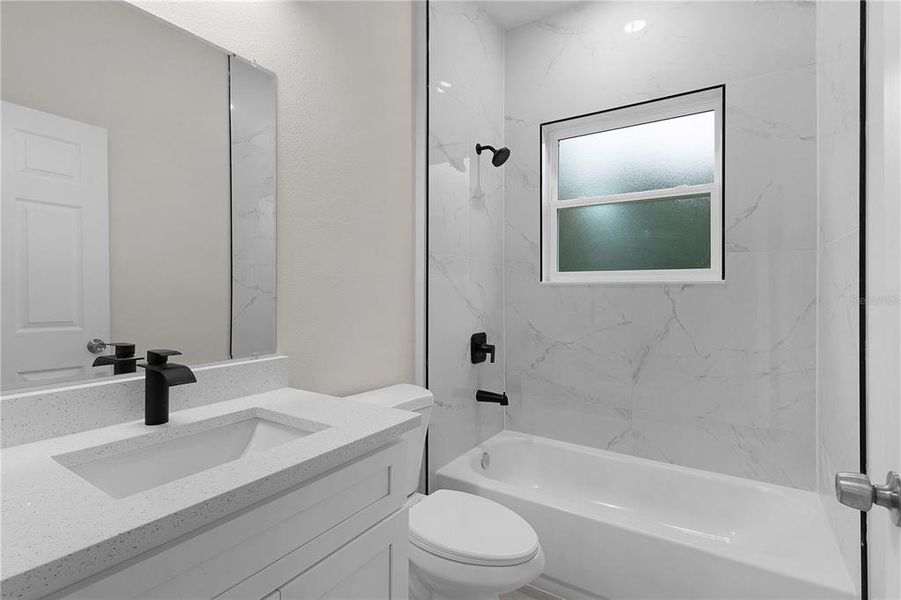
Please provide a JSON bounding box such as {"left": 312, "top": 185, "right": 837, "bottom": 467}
{"left": 478, "top": 1, "right": 582, "bottom": 30}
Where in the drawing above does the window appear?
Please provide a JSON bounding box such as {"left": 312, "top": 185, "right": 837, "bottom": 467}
{"left": 541, "top": 87, "right": 724, "bottom": 284}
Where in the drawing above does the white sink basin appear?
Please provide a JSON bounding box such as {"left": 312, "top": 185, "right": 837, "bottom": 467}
{"left": 56, "top": 413, "right": 321, "bottom": 499}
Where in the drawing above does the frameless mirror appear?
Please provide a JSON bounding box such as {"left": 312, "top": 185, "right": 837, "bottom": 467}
{"left": 0, "top": 0, "right": 276, "bottom": 392}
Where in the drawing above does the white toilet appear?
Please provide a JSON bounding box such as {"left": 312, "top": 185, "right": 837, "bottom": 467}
{"left": 347, "top": 384, "right": 545, "bottom": 600}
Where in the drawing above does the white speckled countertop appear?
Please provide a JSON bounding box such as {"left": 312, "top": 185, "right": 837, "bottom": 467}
{"left": 0, "top": 387, "right": 419, "bottom": 600}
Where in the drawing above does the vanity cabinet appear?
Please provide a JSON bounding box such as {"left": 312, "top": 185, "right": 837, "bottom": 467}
{"left": 51, "top": 441, "right": 408, "bottom": 600}
{"left": 277, "top": 510, "right": 407, "bottom": 599}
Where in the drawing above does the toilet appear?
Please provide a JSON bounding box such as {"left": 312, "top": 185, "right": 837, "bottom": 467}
{"left": 347, "top": 384, "right": 545, "bottom": 600}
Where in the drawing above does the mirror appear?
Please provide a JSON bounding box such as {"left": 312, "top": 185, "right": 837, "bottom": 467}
{"left": 0, "top": 1, "right": 276, "bottom": 392}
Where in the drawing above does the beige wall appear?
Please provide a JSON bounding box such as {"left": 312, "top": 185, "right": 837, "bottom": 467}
{"left": 1, "top": 1, "right": 231, "bottom": 366}
{"left": 137, "top": 1, "right": 416, "bottom": 395}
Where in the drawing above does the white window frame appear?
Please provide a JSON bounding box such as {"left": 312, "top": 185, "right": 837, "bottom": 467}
{"left": 540, "top": 86, "right": 724, "bottom": 284}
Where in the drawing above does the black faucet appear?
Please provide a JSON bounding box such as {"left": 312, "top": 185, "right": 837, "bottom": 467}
{"left": 470, "top": 332, "right": 496, "bottom": 364}
{"left": 137, "top": 350, "right": 196, "bottom": 425}
{"left": 476, "top": 389, "right": 509, "bottom": 406}
{"left": 92, "top": 342, "right": 140, "bottom": 375}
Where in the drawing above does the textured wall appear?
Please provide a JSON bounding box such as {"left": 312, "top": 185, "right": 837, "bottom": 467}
{"left": 137, "top": 1, "right": 416, "bottom": 395}
{"left": 427, "top": 1, "right": 505, "bottom": 485}
{"left": 815, "top": 0, "right": 862, "bottom": 592}
{"left": 503, "top": 1, "right": 819, "bottom": 489}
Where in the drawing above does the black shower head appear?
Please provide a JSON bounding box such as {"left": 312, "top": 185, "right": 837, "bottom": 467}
{"left": 476, "top": 143, "right": 511, "bottom": 167}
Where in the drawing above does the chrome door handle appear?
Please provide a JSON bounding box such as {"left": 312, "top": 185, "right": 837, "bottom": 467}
{"left": 835, "top": 471, "right": 901, "bottom": 527}
{"left": 86, "top": 338, "right": 107, "bottom": 354}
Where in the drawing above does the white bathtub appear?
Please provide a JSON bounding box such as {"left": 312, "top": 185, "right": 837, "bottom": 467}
{"left": 437, "top": 431, "right": 856, "bottom": 600}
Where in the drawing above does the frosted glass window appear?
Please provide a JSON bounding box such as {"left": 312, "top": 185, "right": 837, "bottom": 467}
{"left": 540, "top": 86, "right": 724, "bottom": 284}
{"left": 557, "top": 194, "right": 711, "bottom": 272}
{"left": 558, "top": 112, "right": 715, "bottom": 200}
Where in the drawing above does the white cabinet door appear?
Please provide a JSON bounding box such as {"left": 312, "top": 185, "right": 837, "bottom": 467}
{"left": 1, "top": 101, "right": 110, "bottom": 389}
{"left": 279, "top": 510, "right": 408, "bottom": 600}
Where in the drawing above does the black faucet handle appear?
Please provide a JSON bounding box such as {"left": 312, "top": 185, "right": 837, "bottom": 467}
{"left": 471, "top": 332, "right": 497, "bottom": 364}
{"left": 92, "top": 342, "right": 139, "bottom": 375}
{"left": 146, "top": 349, "right": 183, "bottom": 365}
{"left": 107, "top": 342, "right": 136, "bottom": 358}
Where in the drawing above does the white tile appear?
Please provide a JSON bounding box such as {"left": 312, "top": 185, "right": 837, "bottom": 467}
{"left": 432, "top": 0, "right": 822, "bottom": 494}
{"left": 427, "top": 1, "right": 506, "bottom": 485}
{"left": 816, "top": 1, "right": 861, "bottom": 244}
{"left": 631, "top": 252, "right": 816, "bottom": 432}
{"left": 631, "top": 412, "right": 815, "bottom": 488}
{"left": 504, "top": 1, "right": 815, "bottom": 126}
{"left": 725, "top": 66, "right": 817, "bottom": 252}
{"left": 502, "top": 0, "right": 818, "bottom": 490}
{"left": 815, "top": 2, "right": 862, "bottom": 591}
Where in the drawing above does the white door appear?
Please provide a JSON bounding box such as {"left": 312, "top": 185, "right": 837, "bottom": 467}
{"left": 1, "top": 101, "right": 110, "bottom": 390}
{"left": 866, "top": 2, "right": 901, "bottom": 597}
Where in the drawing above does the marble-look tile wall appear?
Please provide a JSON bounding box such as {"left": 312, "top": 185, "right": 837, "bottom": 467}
{"left": 503, "top": 1, "right": 819, "bottom": 488}
{"left": 427, "top": 2, "right": 505, "bottom": 486}
{"left": 230, "top": 56, "right": 277, "bottom": 359}
{"left": 815, "top": 1, "right": 862, "bottom": 592}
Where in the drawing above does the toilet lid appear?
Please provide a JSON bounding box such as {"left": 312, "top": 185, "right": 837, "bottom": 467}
{"left": 409, "top": 490, "right": 539, "bottom": 567}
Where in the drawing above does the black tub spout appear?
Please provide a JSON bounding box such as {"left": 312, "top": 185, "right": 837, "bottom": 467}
{"left": 476, "top": 389, "right": 508, "bottom": 406}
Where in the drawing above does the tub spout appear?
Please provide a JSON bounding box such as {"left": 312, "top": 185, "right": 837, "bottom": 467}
{"left": 476, "top": 389, "right": 508, "bottom": 406}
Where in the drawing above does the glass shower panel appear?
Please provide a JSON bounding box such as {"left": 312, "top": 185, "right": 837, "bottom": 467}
{"left": 429, "top": 1, "right": 866, "bottom": 596}
{"left": 557, "top": 111, "right": 715, "bottom": 200}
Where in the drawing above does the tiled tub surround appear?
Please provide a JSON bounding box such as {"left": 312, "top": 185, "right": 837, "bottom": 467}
{"left": 502, "top": 1, "right": 818, "bottom": 489}
{"left": 815, "top": 0, "right": 862, "bottom": 592}
{"left": 1, "top": 355, "right": 288, "bottom": 448}
{"left": 0, "top": 387, "right": 419, "bottom": 600}
{"left": 427, "top": 1, "right": 506, "bottom": 485}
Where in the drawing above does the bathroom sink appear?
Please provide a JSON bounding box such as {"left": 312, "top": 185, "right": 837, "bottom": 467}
{"left": 56, "top": 413, "right": 320, "bottom": 499}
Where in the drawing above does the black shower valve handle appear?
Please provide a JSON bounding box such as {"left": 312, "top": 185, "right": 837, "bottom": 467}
{"left": 470, "top": 332, "right": 496, "bottom": 364}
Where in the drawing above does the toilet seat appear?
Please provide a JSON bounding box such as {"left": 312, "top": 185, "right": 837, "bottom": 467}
{"left": 409, "top": 490, "right": 539, "bottom": 567}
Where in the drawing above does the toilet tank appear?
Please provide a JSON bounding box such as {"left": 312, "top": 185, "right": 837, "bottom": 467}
{"left": 345, "top": 384, "right": 433, "bottom": 497}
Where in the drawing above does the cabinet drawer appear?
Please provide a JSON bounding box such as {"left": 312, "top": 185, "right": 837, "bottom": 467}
{"left": 53, "top": 441, "right": 405, "bottom": 600}
{"left": 278, "top": 509, "right": 408, "bottom": 600}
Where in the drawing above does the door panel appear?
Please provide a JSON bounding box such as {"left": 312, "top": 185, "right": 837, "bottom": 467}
{"left": 1, "top": 101, "right": 110, "bottom": 389}
{"left": 866, "top": 1, "right": 901, "bottom": 597}
{"left": 279, "top": 511, "right": 408, "bottom": 600}
{"left": 319, "top": 548, "right": 391, "bottom": 599}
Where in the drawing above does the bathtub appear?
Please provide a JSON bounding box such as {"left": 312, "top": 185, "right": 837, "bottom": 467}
{"left": 437, "top": 431, "right": 856, "bottom": 600}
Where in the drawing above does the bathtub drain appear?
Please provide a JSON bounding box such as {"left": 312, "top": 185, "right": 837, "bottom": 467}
{"left": 480, "top": 451, "right": 490, "bottom": 469}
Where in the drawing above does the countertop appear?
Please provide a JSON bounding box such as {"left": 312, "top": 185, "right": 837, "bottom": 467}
{"left": 0, "top": 387, "right": 419, "bottom": 600}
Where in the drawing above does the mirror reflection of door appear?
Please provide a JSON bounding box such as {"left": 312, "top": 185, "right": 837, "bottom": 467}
{"left": 0, "top": 1, "right": 277, "bottom": 394}
{"left": 1, "top": 101, "right": 111, "bottom": 389}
